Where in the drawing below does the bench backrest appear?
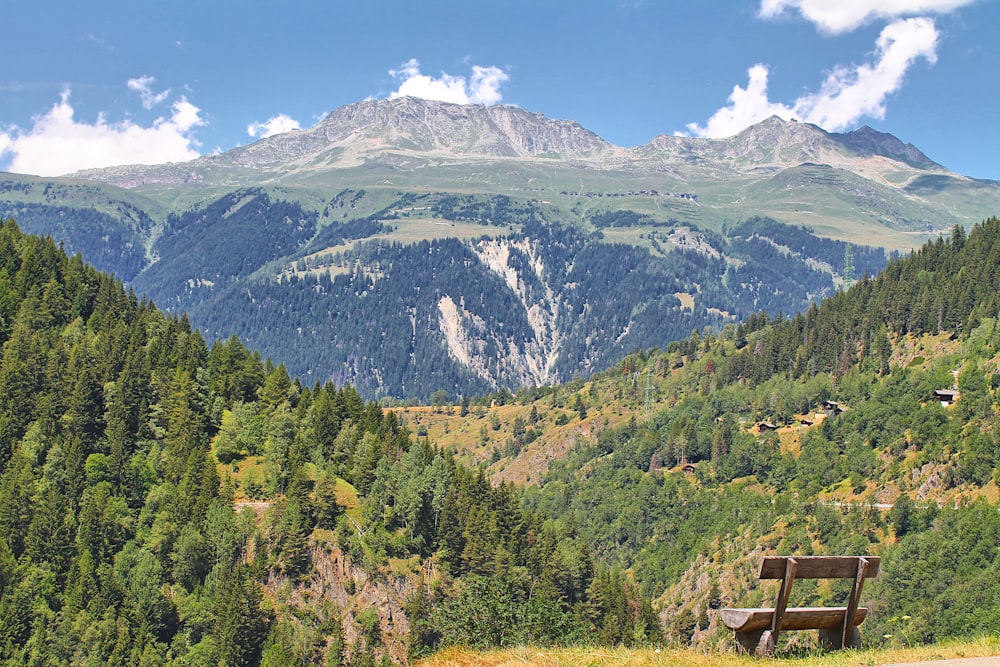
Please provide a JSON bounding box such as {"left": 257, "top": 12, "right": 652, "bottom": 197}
{"left": 759, "top": 556, "right": 880, "bottom": 580}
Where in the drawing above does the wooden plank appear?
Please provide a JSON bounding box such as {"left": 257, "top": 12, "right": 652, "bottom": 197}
{"left": 722, "top": 607, "right": 869, "bottom": 632}
{"left": 841, "top": 557, "right": 870, "bottom": 647}
{"left": 759, "top": 555, "right": 880, "bottom": 580}
{"left": 770, "top": 556, "right": 797, "bottom": 645}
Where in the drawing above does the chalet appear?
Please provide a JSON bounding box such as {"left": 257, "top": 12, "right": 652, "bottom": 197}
{"left": 821, "top": 400, "right": 846, "bottom": 415}
{"left": 682, "top": 463, "right": 697, "bottom": 475}
{"left": 799, "top": 418, "right": 814, "bottom": 427}
{"left": 933, "top": 389, "right": 959, "bottom": 406}
{"left": 757, "top": 421, "right": 778, "bottom": 433}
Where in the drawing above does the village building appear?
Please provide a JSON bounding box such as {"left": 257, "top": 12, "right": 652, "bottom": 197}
{"left": 932, "top": 389, "right": 959, "bottom": 406}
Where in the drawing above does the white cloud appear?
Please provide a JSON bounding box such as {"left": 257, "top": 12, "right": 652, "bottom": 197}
{"left": 686, "top": 17, "right": 939, "bottom": 137}
{"left": 128, "top": 75, "right": 171, "bottom": 109}
{"left": 685, "top": 64, "right": 795, "bottom": 138}
{"left": 388, "top": 59, "right": 509, "bottom": 105}
{"left": 0, "top": 87, "right": 203, "bottom": 176}
{"left": 796, "top": 17, "right": 938, "bottom": 128}
{"left": 760, "top": 0, "right": 976, "bottom": 34}
{"left": 247, "top": 113, "right": 302, "bottom": 139}
{"left": 84, "top": 33, "right": 115, "bottom": 51}
{"left": 468, "top": 65, "right": 508, "bottom": 105}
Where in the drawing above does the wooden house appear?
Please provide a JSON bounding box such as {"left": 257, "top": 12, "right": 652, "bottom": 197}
{"left": 821, "top": 400, "right": 846, "bottom": 415}
{"left": 932, "top": 389, "right": 959, "bottom": 406}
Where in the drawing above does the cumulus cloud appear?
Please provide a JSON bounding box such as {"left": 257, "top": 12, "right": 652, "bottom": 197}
{"left": 796, "top": 18, "right": 939, "bottom": 128}
{"left": 247, "top": 114, "right": 301, "bottom": 139}
{"left": 0, "top": 87, "right": 204, "bottom": 176}
{"left": 128, "top": 75, "right": 171, "bottom": 109}
{"left": 685, "top": 64, "right": 795, "bottom": 138}
{"left": 388, "top": 59, "right": 509, "bottom": 105}
{"left": 760, "top": 0, "right": 977, "bottom": 34}
{"left": 686, "top": 17, "right": 939, "bottom": 137}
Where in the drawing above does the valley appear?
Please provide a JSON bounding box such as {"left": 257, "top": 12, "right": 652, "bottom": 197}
{"left": 2, "top": 97, "right": 1000, "bottom": 666}
{"left": 4, "top": 99, "right": 1000, "bottom": 403}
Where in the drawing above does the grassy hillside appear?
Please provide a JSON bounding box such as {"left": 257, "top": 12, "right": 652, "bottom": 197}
{"left": 416, "top": 637, "right": 1000, "bottom": 667}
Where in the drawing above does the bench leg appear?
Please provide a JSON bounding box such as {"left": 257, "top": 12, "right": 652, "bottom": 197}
{"left": 755, "top": 630, "right": 777, "bottom": 657}
{"left": 736, "top": 629, "right": 776, "bottom": 657}
{"left": 819, "top": 626, "right": 861, "bottom": 650}
{"left": 734, "top": 629, "right": 764, "bottom": 655}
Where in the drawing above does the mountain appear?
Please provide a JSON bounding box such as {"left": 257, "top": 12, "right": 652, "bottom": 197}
{"left": 73, "top": 100, "right": 942, "bottom": 186}
{"left": 3, "top": 97, "right": 999, "bottom": 399}
{"left": 131, "top": 201, "right": 889, "bottom": 399}
{"left": 7, "top": 98, "right": 989, "bottom": 260}
{"left": 837, "top": 124, "right": 941, "bottom": 169}
{"left": 65, "top": 98, "right": 997, "bottom": 242}
{"left": 71, "top": 97, "right": 620, "bottom": 187}
{"left": 636, "top": 114, "right": 941, "bottom": 172}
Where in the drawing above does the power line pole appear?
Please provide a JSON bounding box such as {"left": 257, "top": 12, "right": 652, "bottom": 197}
{"left": 842, "top": 241, "right": 854, "bottom": 289}
{"left": 643, "top": 368, "right": 655, "bottom": 419}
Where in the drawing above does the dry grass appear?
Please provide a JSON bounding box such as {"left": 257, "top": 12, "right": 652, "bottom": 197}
{"left": 392, "top": 380, "right": 646, "bottom": 486}
{"left": 415, "top": 637, "right": 1000, "bottom": 667}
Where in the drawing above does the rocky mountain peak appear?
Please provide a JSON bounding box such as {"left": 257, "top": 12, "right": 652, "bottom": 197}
{"left": 636, "top": 116, "right": 840, "bottom": 173}
{"left": 838, "top": 125, "right": 941, "bottom": 170}
{"left": 315, "top": 96, "right": 615, "bottom": 159}
{"left": 728, "top": 116, "right": 833, "bottom": 163}
{"left": 68, "top": 99, "right": 952, "bottom": 190}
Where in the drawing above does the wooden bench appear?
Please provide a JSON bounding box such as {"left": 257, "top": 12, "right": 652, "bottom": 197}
{"left": 721, "top": 555, "right": 880, "bottom": 657}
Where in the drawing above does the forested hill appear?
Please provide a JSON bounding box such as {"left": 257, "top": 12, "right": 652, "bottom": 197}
{"left": 718, "top": 220, "right": 1000, "bottom": 386}
{"left": 3, "top": 176, "right": 890, "bottom": 402}
{"left": 0, "top": 218, "right": 659, "bottom": 665}
{"left": 498, "top": 218, "right": 1000, "bottom": 647}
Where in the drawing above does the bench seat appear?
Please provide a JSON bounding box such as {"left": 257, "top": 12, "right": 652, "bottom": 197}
{"left": 722, "top": 606, "right": 868, "bottom": 632}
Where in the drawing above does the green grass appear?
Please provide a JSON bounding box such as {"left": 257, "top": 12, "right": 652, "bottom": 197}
{"left": 387, "top": 217, "right": 508, "bottom": 243}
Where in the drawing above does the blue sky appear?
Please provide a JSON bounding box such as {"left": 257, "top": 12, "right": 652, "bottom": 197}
{"left": 2, "top": 0, "right": 998, "bottom": 179}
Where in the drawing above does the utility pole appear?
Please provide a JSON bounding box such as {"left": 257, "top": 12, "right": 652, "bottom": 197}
{"left": 643, "top": 368, "right": 655, "bottom": 419}
{"left": 842, "top": 241, "right": 854, "bottom": 289}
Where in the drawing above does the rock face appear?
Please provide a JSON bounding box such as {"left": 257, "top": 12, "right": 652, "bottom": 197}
{"left": 436, "top": 237, "right": 564, "bottom": 389}
{"left": 189, "top": 97, "right": 617, "bottom": 173}
{"left": 314, "top": 97, "right": 616, "bottom": 160}
{"left": 636, "top": 116, "right": 942, "bottom": 178}
{"left": 269, "top": 541, "right": 426, "bottom": 665}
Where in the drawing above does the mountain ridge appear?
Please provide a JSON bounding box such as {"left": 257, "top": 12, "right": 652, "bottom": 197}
{"left": 59, "top": 96, "right": 1000, "bottom": 250}
{"left": 71, "top": 97, "right": 944, "bottom": 186}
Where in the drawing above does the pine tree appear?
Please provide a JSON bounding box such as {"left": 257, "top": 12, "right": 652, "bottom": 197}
{"left": 211, "top": 564, "right": 271, "bottom": 667}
